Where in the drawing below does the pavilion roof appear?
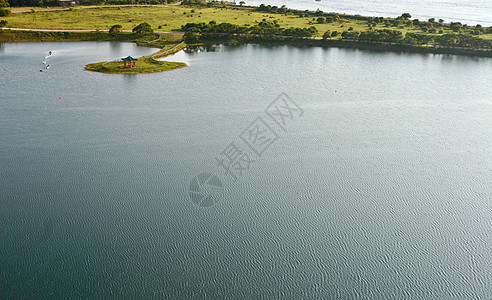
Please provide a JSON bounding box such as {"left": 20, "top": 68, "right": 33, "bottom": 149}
{"left": 121, "top": 55, "right": 138, "bottom": 61}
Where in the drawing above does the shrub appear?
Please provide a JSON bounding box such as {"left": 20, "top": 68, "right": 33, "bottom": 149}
{"left": 132, "top": 22, "right": 153, "bottom": 34}
{"left": 0, "top": 8, "right": 10, "bottom": 17}
{"left": 401, "top": 13, "right": 411, "bottom": 20}
{"left": 183, "top": 31, "right": 200, "bottom": 43}
{"left": 325, "top": 16, "right": 335, "bottom": 23}
{"left": 109, "top": 24, "right": 122, "bottom": 37}
{"left": 322, "top": 30, "right": 331, "bottom": 39}
{"left": 341, "top": 30, "right": 360, "bottom": 39}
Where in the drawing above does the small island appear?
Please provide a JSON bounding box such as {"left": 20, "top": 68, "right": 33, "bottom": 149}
{"left": 85, "top": 39, "right": 187, "bottom": 74}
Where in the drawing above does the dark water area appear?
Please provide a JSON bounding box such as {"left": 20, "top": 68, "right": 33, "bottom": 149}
{"left": 1, "top": 42, "right": 491, "bottom": 299}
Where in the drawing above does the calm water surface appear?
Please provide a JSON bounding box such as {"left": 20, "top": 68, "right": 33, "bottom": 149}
{"left": 245, "top": 0, "right": 492, "bottom": 26}
{"left": 1, "top": 42, "right": 491, "bottom": 299}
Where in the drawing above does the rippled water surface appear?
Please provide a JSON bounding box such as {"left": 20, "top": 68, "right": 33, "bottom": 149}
{"left": 245, "top": 0, "right": 492, "bottom": 26}
{"left": 1, "top": 42, "right": 491, "bottom": 299}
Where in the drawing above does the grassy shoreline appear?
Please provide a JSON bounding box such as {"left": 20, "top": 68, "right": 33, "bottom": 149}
{"left": 2, "top": 28, "right": 491, "bottom": 59}
{"left": 193, "top": 35, "right": 492, "bottom": 58}
{"left": 1, "top": 3, "right": 491, "bottom": 58}
{"left": 0, "top": 29, "right": 188, "bottom": 73}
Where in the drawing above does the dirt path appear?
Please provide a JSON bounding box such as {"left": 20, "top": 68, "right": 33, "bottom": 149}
{"left": 10, "top": 3, "right": 182, "bottom": 14}
{"left": 151, "top": 41, "right": 186, "bottom": 59}
{"left": 3, "top": 27, "right": 185, "bottom": 34}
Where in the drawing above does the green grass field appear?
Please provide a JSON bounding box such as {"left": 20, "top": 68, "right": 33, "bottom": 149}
{"left": 4, "top": 4, "right": 489, "bottom": 39}
{"left": 85, "top": 58, "right": 186, "bottom": 73}
{"left": 5, "top": 6, "right": 304, "bottom": 31}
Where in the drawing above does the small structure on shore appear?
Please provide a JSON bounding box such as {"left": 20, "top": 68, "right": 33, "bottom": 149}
{"left": 57, "top": 0, "right": 79, "bottom": 6}
{"left": 121, "top": 55, "right": 138, "bottom": 68}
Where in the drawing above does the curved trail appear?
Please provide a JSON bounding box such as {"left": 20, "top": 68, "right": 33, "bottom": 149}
{"left": 151, "top": 41, "right": 186, "bottom": 59}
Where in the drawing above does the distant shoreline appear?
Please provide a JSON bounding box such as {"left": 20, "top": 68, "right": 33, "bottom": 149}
{"left": 1, "top": 3, "right": 491, "bottom": 58}
{"left": 1, "top": 28, "right": 491, "bottom": 59}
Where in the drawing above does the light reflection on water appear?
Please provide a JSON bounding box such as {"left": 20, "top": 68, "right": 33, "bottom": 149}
{"left": 245, "top": 0, "right": 492, "bottom": 26}
{"left": 0, "top": 41, "right": 491, "bottom": 299}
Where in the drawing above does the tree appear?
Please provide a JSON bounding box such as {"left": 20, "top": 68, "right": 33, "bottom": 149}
{"left": 358, "top": 29, "right": 403, "bottom": 42}
{"left": 428, "top": 18, "right": 435, "bottom": 23}
{"left": 0, "top": 0, "right": 10, "bottom": 17}
{"left": 401, "top": 13, "right": 411, "bottom": 20}
{"left": 109, "top": 24, "right": 122, "bottom": 37}
{"left": 183, "top": 31, "right": 200, "bottom": 43}
{"left": 341, "top": 31, "right": 360, "bottom": 39}
{"left": 182, "top": 0, "right": 205, "bottom": 4}
{"left": 239, "top": 1, "right": 245, "bottom": 6}
{"left": 0, "top": 19, "right": 7, "bottom": 27}
{"left": 316, "top": 17, "right": 325, "bottom": 24}
{"left": 331, "top": 31, "right": 339, "bottom": 37}
{"left": 322, "top": 30, "right": 331, "bottom": 40}
{"left": 307, "top": 26, "right": 318, "bottom": 36}
{"left": 450, "top": 22, "right": 462, "bottom": 32}
{"left": 0, "top": 8, "right": 9, "bottom": 16}
{"left": 132, "top": 22, "right": 153, "bottom": 34}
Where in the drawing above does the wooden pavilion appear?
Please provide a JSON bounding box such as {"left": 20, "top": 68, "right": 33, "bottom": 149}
{"left": 121, "top": 55, "right": 138, "bottom": 68}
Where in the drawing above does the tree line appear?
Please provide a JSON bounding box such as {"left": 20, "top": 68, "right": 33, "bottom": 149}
{"left": 181, "top": 20, "right": 318, "bottom": 42}
{"left": 179, "top": 20, "right": 492, "bottom": 49}
{"left": 325, "top": 29, "right": 492, "bottom": 49}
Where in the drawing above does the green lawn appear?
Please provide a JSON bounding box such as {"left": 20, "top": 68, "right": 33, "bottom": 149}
{"left": 0, "top": 5, "right": 430, "bottom": 37}
{"left": 3, "top": 4, "right": 491, "bottom": 39}
{"left": 4, "top": 6, "right": 318, "bottom": 31}
{"left": 85, "top": 58, "right": 186, "bottom": 73}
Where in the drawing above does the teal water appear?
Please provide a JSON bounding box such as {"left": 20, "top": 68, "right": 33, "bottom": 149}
{"left": 1, "top": 42, "right": 491, "bottom": 299}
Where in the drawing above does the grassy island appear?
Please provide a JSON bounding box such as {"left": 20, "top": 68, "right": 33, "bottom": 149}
{"left": 85, "top": 40, "right": 187, "bottom": 73}
{"left": 1, "top": 2, "right": 491, "bottom": 59}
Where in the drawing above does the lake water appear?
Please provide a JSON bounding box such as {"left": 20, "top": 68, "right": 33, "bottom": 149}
{"left": 245, "top": 0, "right": 492, "bottom": 27}
{"left": 1, "top": 42, "right": 491, "bottom": 299}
